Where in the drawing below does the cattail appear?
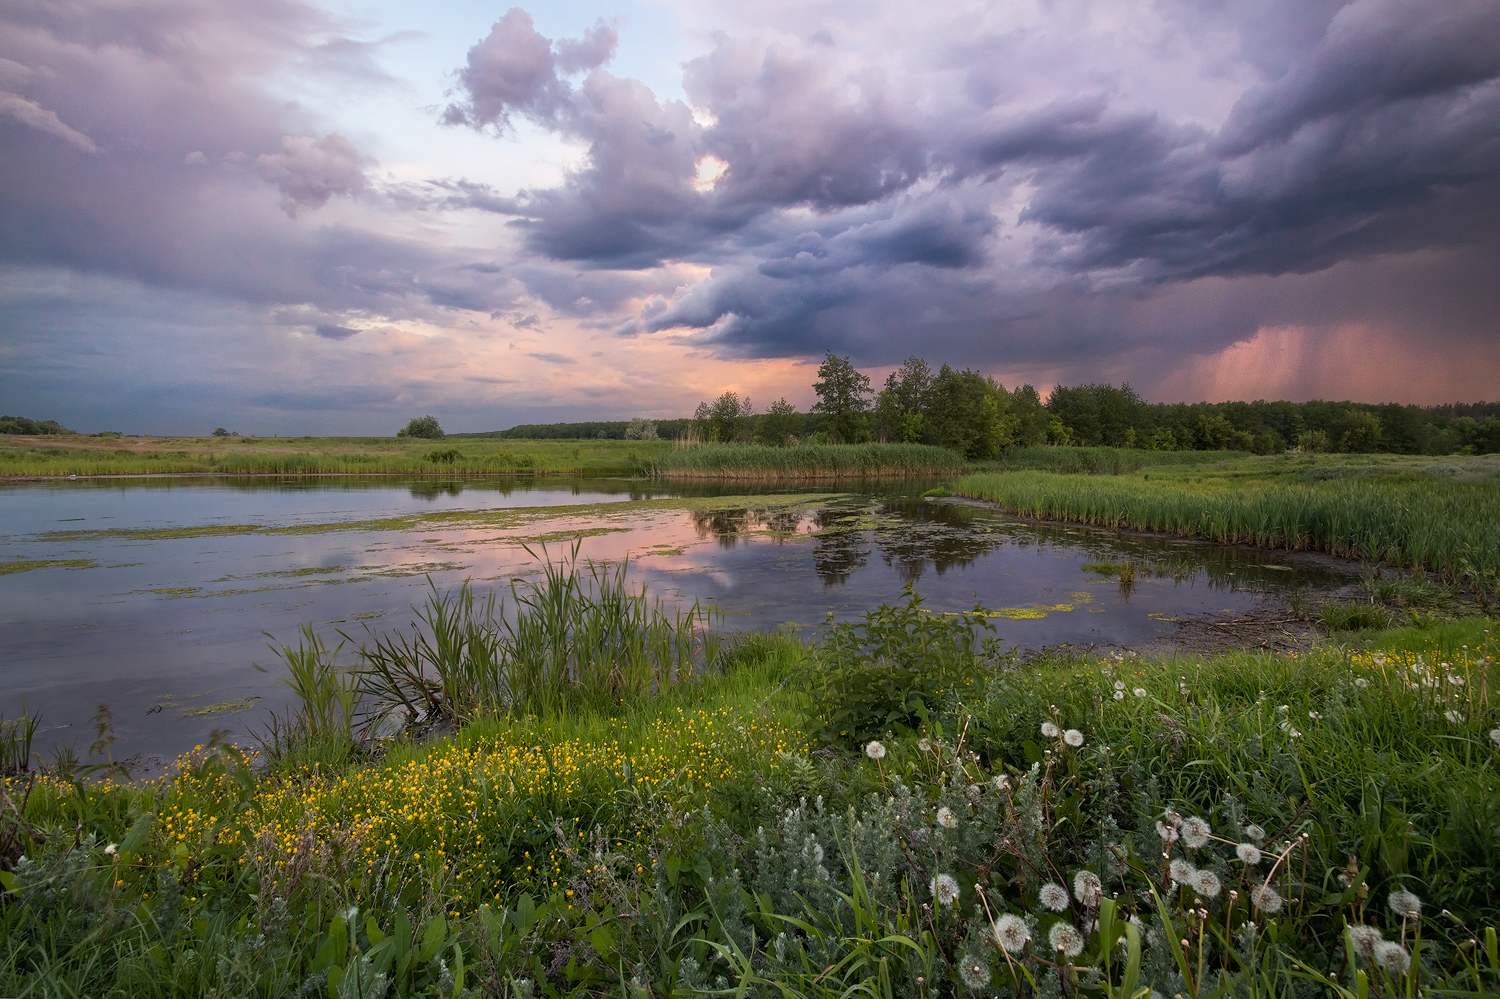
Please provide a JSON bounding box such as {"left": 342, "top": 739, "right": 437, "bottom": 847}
{"left": 1049, "top": 922, "right": 1085, "bottom": 958}
{"left": 992, "top": 913, "right": 1030, "bottom": 953}
{"left": 1038, "top": 881, "right": 1070, "bottom": 911}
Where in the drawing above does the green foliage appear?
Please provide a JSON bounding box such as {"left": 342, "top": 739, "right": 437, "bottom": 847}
{"left": 757, "top": 397, "right": 801, "bottom": 446}
{"left": 873, "top": 356, "right": 934, "bottom": 444}
{"left": 0, "top": 415, "right": 72, "bottom": 435}
{"left": 396, "top": 415, "right": 444, "bottom": 439}
{"left": 812, "top": 352, "right": 873, "bottom": 444}
{"left": 807, "top": 586, "right": 993, "bottom": 746}
{"left": 423, "top": 446, "right": 461, "bottom": 464}
{"left": 652, "top": 442, "right": 963, "bottom": 479}
{"left": 622, "top": 417, "right": 657, "bottom": 441}
{"left": 922, "top": 364, "right": 1015, "bottom": 459}
{"left": 693, "top": 391, "right": 754, "bottom": 443}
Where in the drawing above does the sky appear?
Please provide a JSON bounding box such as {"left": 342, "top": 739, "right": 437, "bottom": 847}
{"left": 1, "top": 0, "right": 1497, "bottom": 435}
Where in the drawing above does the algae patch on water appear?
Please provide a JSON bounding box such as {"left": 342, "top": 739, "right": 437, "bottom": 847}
{"left": 179, "top": 696, "right": 261, "bottom": 717}
{"left": 0, "top": 558, "right": 98, "bottom": 575}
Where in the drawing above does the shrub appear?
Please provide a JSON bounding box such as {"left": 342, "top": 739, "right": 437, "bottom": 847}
{"left": 397, "top": 415, "right": 443, "bottom": 439}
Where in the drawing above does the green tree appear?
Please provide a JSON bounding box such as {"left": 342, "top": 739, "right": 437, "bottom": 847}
{"left": 923, "top": 365, "right": 1014, "bottom": 459}
{"left": 812, "top": 353, "right": 872, "bottom": 444}
{"left": 1010, "top": 384, "right": 1049, "bottom": 446}
{"left": 873, "top": 356, "right": 933, "bottom": 443}
{"left": 758, "top": 398, "right": 801, "bottom": 446}
{"left": 397, "top": 415, "right": 444, "bottom": 439}
{"left": 623, "top": 417, "right": 658, "bottom": 440}
{"left": 696, "top": 391, "right": 753, "bottom": 442}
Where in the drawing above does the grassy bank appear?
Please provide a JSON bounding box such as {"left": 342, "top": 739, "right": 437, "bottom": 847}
{"left": 652, "top": 442, "right": 964, "bottom": 479}
{"left": 955, "top": 451, "right": 1500, "bottom": 599}
{"left": 4, "top": 567, "right": 1499, "bottom": 996}
{"left": 0, "top": 436, "right": 674, "bottom": 478}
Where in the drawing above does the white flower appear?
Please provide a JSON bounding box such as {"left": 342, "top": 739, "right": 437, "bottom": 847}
{"left": 992, "top": 913, "right": 1030, "bottom": 953}
{"left": 959, "top": 956, "right": 991, "bottom": 990}
{"left": 1134, "top": 688, "right": 1148, "bottom": 698}
{"left": 1114, "top": 690, "right": 1125, "bottom": 701}
{"left": 103, "top": 843, "right": 118, "bottom": 857}
{"left": 1250, "top": 885, "right": 1283, "bottom": 913}
{"left": 1048, "top": 922, "right": 1085, "bottom": 958}
{"left": 1388, "top": 890, "right": 1422, "bottom": 919}
{"left": 1038, "top": 882, "right": 1070, "bottom": 911}
{"left": 1190, "top": 869, "right": 1222, "bottom": 898}
{"left": 1063, "top": 729, "right": 1084, "bottom": 748}
{"left": 1243, "top": 824, "right": 1266, "bottom": 842}
{"left": 1169, "top": 859, "right": 1196, "bottom": 885}
{"left": 1041, "top": 721, "right": 1060, "bottom": 738}
{"left": 931, "top": 873, "right": 960, "bottom": 906}
{"left": 1235, "top": 843, "right": 1262, "bottom": 865}
{"left": 917, "top": 737, "right": 932, "bottom": 752}
{"left": 865, "top": 740, "right": 887, "bottom": 760}
{"left": 1073, "top": 870, "right": 1103, "bottom": 908}
{"left": 1373, "top": 940, "right": 1411, "bottom": 974}
{"left": 1114, "top": 680, "right": 1126, "bottom": 691}
{"left": 1444, "top": 709, "right": 1464, "bottom": 724}
{"left": 1348, "top": 925, "right": 1383, "bottom": 960}
{"left": 936, "top": 807, "right": 958, "bottom": 829}
{"left": 1180, "top": 816, "right": 1211, "bottom": 848}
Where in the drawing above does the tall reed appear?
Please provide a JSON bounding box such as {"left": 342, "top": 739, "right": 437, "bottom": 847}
{"left": 653, "top": 442, "right": 963, "bottom": 479}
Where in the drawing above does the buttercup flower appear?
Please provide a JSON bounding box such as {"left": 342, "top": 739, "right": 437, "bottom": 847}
{"left": 1063, "top": 729, "right": 1084, "bottom": 747}
{"left": 992, "top": 913, "right": 1030, "bottom": 953}
{"left": 1049, "top": 922, "right": 1085, "bottom": 958}
{"left": 1073, "top": 870, "right": 1103, "bottom": 908}
{"left": 931, "top": 873, "right": 960, "bottom": 906}
{"left": 1235, "top": 843, "right": 1262, "bottom": 865}
{"left": 1038, "top": 882, "right": 1070, "bottom": 911}
{"left": 1388, "top": 890, "right": 1422, "bottom": 919}
{"left": 865, "top": 740, "right": 886, "bottom": 760}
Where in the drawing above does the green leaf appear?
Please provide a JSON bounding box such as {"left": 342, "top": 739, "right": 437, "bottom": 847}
{"left": 418, "top": 914, "right": 447, "bottom": 963}
{"left": 0, "top": 870, "right": 16, "bottom": 893}
{"left": 118, "top": 811, "right": 155, "bottom": 861}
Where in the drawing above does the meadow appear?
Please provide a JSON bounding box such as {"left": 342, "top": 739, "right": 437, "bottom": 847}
{"left": 3, "top": 555, "right": 1499, "bottom": 997}
{"left": 0, "top": 436, "right": 673, "bottom": 478}
{"left": 956, "top": 450, "right": 1500, "bottom": 603}
{"left": 650, "top": 442, "right": 964, "bottom": 479}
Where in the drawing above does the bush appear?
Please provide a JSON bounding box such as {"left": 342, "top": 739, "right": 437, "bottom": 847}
{"left": 397, "top": 415, "right": 443, "bottom": 439}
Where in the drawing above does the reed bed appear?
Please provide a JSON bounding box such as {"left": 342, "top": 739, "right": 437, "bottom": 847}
{"left": 955, "top": 468, "right": 1500, "bottom": 595}
{"left": 974, "top": 444, "right": 1239, "bottom": 474}
{"left": 652, "top": 441, "right": 964, "bottom": 479}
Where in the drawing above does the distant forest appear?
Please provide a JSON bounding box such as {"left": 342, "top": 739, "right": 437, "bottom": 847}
{"left": 459, "top": 363, "right": 1500, "bottom": 457}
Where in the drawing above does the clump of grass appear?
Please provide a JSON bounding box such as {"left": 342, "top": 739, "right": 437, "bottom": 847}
{"left": 653, "top": 442, "right": 964, "bottom": 479}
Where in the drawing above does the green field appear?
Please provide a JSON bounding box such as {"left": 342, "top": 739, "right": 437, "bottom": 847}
{"left": 955, "top": 450, "right": 1500, "bottom": 598}
{"left": 651, "top": 442, "right": 965, "bottom": 479}
{"left": 4, "top": 558, "right": 1499, "bottom": 996}
{"left": 0, "top": 436, "right": 673, "bottom": 477}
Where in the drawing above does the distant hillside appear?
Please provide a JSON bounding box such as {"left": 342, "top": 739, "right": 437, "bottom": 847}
{"left": 0, "top": 415, "right": 74, "bottom": 435}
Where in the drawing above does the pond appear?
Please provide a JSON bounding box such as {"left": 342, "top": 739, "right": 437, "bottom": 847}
{"left": 0, "top": 476, "right": 1352, "bottom": 761}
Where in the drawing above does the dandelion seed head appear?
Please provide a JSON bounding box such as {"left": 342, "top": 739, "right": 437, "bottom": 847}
{"left": 1445, "top": 709, "right": 1464, "bottom": 724}
{"left": 1114, "top": 680, "right": 1126, "bottom": 691}
{"left": 1041, "top": 721, "right": 1060, "bottom": 738}
{"left": 936, "top": 806, "right": 958, "bottom": 829}
{"left": 1169, "top": 859, "right": 1196, "bottom": 884}
{"left": 1235, "top": 843, "right": 1262, "bottom": 865}
{"left": 1191, "top": 869, "right": 1222, "bottom": 898}
{"left": 1348, "top": 925, "right": 1383, "bottom": 959}
{"left": 1355, "top": 678, "right": 1370, "bottom": 688}
{"left": 1134, "top": 688, "right": 1148, "bottom": 697}
{"left": 1180, "top": 816, "right": 1211, "bottom": 848}
{"left": 1250, "top": 885, "right": 1283, "bottom": 913}
{"left": 1038, "top": 881, "right": 1070, "bottom": 911}
{"left": 1073, "top": 870, "right": 1103, "bottom": 908}
{"left": 1114, "top": 690, "right": 1125, "bottom": 701}
{"left": 1156, "top": 821, "right": 1180, "bottom": 844}
{"left": 993, "top": 774, "right": 1011, "bottom": 792}
{"left": 1373, "top": 940, "right": 1411, "bottom": 974}
{"left": 959, "top": 957, "right": 991, "bottom": 990}
{"left": 1388, "top": 890, "right": 1422, "bottom": 919}
{"left": 931, "top": 873, "right": 960, "bottom": 906}
{"left": 1490, "top": 729, "right": 1500, "bottom": 748}
{"left": 865, "top": 740, "right": 886, "bottom": 760}
{"left": 917, "top": 737, "right": 932, "bottom": 752}
{"left": 1049, "top": 922, "right": 1084, "bottom": 958}
{"left": 992, "top": 913, "right": 1030, "bottom": 953}
{"left": 1243, "top": 824, "right": 1266, "bottom": 842}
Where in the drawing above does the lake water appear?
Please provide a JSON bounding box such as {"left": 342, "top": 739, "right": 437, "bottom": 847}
{"left": 0, "top": 476, "right": 1351, "bottom": 761}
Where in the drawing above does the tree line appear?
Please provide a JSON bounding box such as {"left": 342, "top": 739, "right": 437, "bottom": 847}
{"left": 480, "top": 352, "right": 1500, "bottom": 457}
